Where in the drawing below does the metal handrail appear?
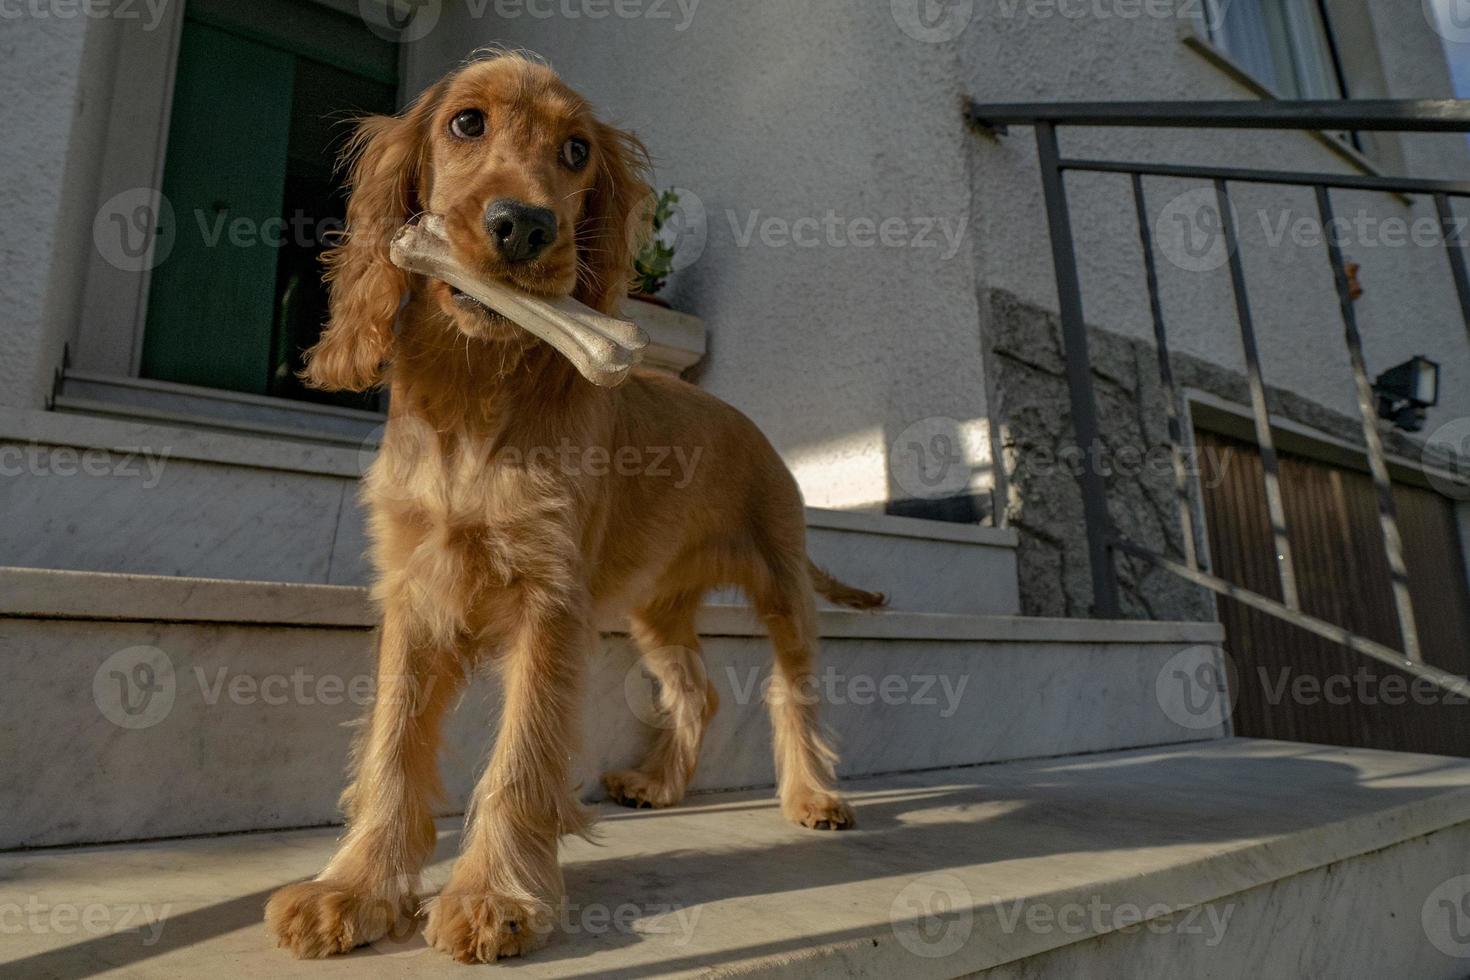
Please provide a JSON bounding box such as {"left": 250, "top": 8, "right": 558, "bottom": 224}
{"left": 967, "top": 99, "right": 1470, "bottom": 132}
{"left": 969, "top": 99, "right": 1470, "bottom": 693}
{"left": 1057, "top": 159, "right": 1470, "bottom": 198}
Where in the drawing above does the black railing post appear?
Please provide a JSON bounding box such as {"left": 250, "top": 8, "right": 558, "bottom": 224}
{"left": 1131, "top": 174, "right": 1200, "bottom": 572}
{"left": 1215, "top": 179, "right": 1301, "bottom": 611}
{"left": 1436, "top": 193, "right": 1470, "bottom": 344}
{"left": 1034, "top": 122, "right": 1121, "bottom": 618}
{"left": 1318, "top": 186, "right": 1423, "bottom": 662}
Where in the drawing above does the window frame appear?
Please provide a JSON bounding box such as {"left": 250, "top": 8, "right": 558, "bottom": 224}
{"left": 1190, "top": 0, "right": 1396, "bottom": 168}
{"left": 1205, "top": 0, "right": 1351, "bottom": 101}
{"left": 67, "top": 0, "right": 410, "bottom": 441}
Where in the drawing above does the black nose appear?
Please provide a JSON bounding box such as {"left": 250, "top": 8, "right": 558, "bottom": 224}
{"left": 485, "top": 199, "right": 557, "bottom": 263}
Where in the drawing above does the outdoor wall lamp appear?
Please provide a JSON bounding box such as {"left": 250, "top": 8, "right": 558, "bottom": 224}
{"left": 1373, "top": 356, "right": 1440, "bottom": 433}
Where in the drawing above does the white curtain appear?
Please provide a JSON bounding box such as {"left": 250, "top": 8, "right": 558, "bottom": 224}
{"left": 1280, "top": 2, "right": 1341, "bottom": 99}
{"left": 1214, "top": 0, "right": 1341, "bottom": 99}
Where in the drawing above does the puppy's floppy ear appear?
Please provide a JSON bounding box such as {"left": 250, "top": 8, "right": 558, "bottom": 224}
{"left": 576, "top": 119, "right": 654, "bottom": 315}
{"left": 303, "top": 82, "right": 445, "bottom": 391}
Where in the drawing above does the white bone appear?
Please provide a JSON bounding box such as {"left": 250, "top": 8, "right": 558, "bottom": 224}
{"left": 390, "top": 214, "right": 649, "bottom": 387}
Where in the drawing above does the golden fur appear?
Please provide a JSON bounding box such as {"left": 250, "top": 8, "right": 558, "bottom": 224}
{"left": 264, "top": 52, "right": 883, "bottom": 964}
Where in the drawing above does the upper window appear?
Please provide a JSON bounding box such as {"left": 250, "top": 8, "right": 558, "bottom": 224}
{"left": 141, "top": 0, "right": 397, "bottom": 410}
{"left": 1209, "top": 0, "right": 1346, "bottom": 99}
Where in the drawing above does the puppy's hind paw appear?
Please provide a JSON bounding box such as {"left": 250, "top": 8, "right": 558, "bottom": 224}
{"left": 602, "top": 768, "right": 684, "bottom": 809}
{"left": 784, "top": 792, "right": 856, "bottom": 831}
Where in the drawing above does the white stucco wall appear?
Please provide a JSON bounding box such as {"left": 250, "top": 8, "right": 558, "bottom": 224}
{"left": 407, "top": 0, "right": 994, "bottom": 511}
{"left": 0, "top": 12, "right": 119, "bottom": 411}
{"left": 403, "top": 0, "right": 1469, "bottom": 505}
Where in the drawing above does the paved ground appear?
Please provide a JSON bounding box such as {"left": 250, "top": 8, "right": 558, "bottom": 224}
{"left": 5, "top": 738, "right": 1470, "bottom": 978}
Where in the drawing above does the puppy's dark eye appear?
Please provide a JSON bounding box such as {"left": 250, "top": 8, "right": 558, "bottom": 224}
{"left": 560, "top": 137, "right": 590, "bottom": 171}
{"left": 450, "top": 109, "right": 485, "bottom": 140}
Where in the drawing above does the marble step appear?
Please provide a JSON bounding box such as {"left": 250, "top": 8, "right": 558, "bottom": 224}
{"left": 0, "top": 566, "right": 1223, "bottom": 849}
{"left": 6, "top": 740, "right": 1470, "bottom": 978}
{"left": 1, "top": 408, "right": 1019, "bottom": 616}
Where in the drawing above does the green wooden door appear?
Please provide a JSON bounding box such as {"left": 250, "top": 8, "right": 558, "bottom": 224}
{"left": 142, "top": 19, "right": 295, "bottom": 394}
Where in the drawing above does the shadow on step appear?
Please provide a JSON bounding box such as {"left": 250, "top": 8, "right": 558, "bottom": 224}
{"left": 6, "top": 744, "right": 1461, "bottom": 978}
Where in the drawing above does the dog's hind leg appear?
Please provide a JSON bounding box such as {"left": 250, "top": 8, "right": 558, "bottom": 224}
{"left": 603, "top": 590, "right": 718, "bottom": 809}
{"left": 752, "top": 551, "right": 856, "bottom": 831}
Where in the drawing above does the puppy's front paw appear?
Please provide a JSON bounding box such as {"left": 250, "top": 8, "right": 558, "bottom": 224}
{"left": 603, "top": 768, "right": 684, "bottom": 809}
{"left": 784, "top": 791, "right": 856, "bottom": 831}
{"left": 265, "top": 879, "right": 413, "bottom": 958}
{"left": 425, "top": 886, "right": 553, "bottom": 963}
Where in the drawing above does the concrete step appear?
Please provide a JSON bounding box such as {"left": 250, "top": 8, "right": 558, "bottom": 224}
{"left": 0, "top": 566, "right": 1223, "bottom": 849}
{"left": 0, "top": 409, "right": 1019, "bottom": 616}
{"left": 5, "top": 740, "right": 1470, "bottom": 978}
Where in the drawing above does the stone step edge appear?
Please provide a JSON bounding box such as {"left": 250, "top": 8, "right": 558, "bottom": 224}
{"left": 7, "top": 409, "right": 1018, "bottom": 548}
{"left": 5, "top": 740, "right": 1470, "bottom": 977}
{"left": 675, "top": 742, "right": 1470, "bottom": 977}
{"left": 0, "top": 565, "right": 1221, "bottom": 645}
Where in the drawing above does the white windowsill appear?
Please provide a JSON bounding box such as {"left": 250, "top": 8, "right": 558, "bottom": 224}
{"left": 46, "top": 301, "right": 708, "bottom": 457}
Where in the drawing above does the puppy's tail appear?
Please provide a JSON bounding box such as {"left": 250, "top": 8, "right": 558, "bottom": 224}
{"left": 808, "top": 559, "right": 887, "bottom": 611}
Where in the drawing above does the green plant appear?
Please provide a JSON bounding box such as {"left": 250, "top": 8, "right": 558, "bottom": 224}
{"left": 632, "top": 189, "right": 680, "bottom": 296}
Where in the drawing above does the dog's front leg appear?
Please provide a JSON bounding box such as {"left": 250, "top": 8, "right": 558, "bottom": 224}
{"left": 266, "top": 598, "right": 465, "bottom": 957}
{"left": 425, "top": 596, "right": 593, "bottom": 963}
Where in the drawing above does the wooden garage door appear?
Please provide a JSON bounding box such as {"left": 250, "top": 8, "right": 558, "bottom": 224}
{"left": 1197, "top": 429, "right": 1470, "bottom": 755}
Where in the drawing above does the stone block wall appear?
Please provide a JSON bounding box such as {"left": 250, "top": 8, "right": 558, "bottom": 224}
{"left": 982, "top": 288, "right": 1447, "bottom": 622}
